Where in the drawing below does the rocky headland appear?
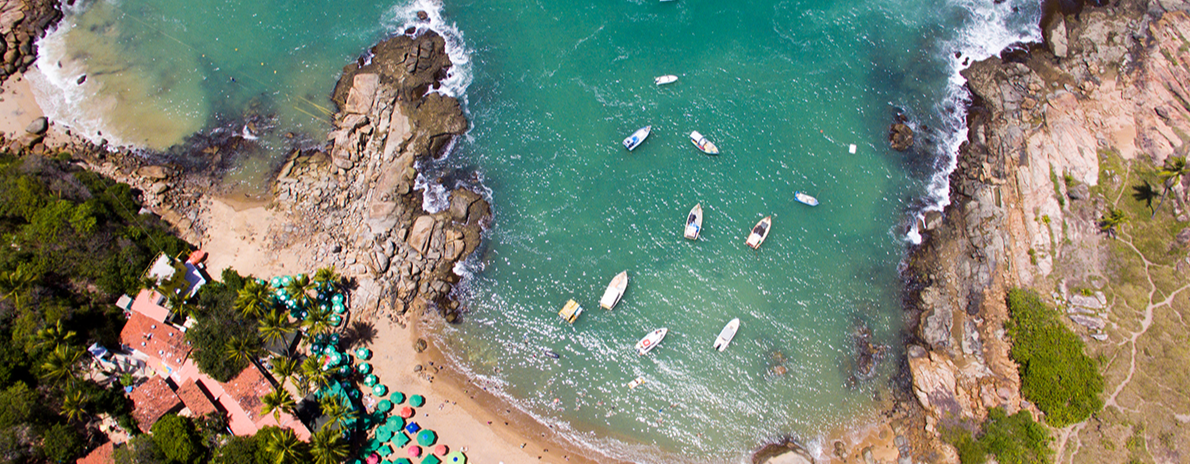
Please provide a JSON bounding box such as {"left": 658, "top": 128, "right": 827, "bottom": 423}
{"left": 903, "top": 0, "right": 1190, "bottom": 461}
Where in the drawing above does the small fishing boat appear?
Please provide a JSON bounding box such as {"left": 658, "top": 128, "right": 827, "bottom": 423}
{"left": 623, "top": 126, "right": 652, "bottom": 151}
{"left": 689, "top": 131, "right": 719, "bottom": 155}
{"left": 745, "top": 216, "right": 772, "bottom": 249}
{"left": 600, "top": 271, "right": 629, "bottom": 310}
{"left": 627, "top": 377, "right": 647, "bottom": 389}
{"left": 655, "top": 75, "right": 678, "bottom": 85}
{"left": 684, "top": 203, "right": 703, "bottom": 240}
{"left": 558, "top": 299, "right": 583, "bottom": 324}
{"left": 635, "top": 328, "right": 668, "bottom": 355}
{"left": 713, "top": 318, "right": 740, "bottom": 352}
{"left": 544, "top": 349, "right": 561, "bottom": 359}
{"left": 794, "top": 191, "right": 819, "bottom": 206}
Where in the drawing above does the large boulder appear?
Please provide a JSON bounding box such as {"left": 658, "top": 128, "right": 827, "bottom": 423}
{"left": 407, "top": 215, "right": 436, "bottom": 254}
{"left": 24, "top": 116, "right": 47, "bottom": 135}
{"left": 889, "top": 123, "right": 913, "bottom": 151}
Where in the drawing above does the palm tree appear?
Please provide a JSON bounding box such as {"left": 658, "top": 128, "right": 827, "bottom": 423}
{"left": 286, "top": 274, "right": 316, "bottom": 310}
{"left": 313, "top": 266, "right": 341, "bottom": 293}
{"left": 236, "top": 279, "right": 273, "bottom": 319}
{"left": 258, "top": 310, "right": 295, "bottom": 350}
{"left": 308, "top": 425, "right": 348, "bottom": 464}
{"left": 263, "top": 427, "right": 309, "bottom": 464}
{"left": 1132, "top": 180, "right": 1160, "bottom": 217}
{"left": 61, "top": 387, "right": 89, "bottom": 424}
{"left": 270, "top": 357, "right": 300, "bottom": 386}
{"left": 36, "top": 321, "right": 77, "bottom": 352}
{"left": 1154, "top": 155, "right": 1189, "bottom": 216}
{"left": 299, "top": 357, "right": 330, "bottom": 396}
{"left": 1099, "top": 208, "right": 1129, "bottom": 237}
{"left": 303, "top": 305, "right": 333, "bottom": 337}
{"left": 223, "top": 335, "right": 261, "bottom": 368}
{"left": 0, "top": 263, "right": 36, "bottom": 311}
{"left": 260, "top": 386, "right": 296, "bottom": 424}
{"left": 318, "top": 395, "right": 356, "bottom": 430}
{"left": 42, "top": 345, "right": 86, "bottom": 387}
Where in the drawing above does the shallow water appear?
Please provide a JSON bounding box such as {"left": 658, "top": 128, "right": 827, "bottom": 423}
{"left": 31, "top": 0, "right": 1040, "bottom": 461}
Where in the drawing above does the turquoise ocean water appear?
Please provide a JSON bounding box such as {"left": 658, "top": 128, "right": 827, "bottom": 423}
{"left": 32, "top": 0, "right": 1040, "bottom": 461}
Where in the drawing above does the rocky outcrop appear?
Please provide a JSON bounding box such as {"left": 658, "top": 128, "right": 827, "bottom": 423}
{"left": 905, "top": 0, "right": 1190, "bottom": 452}
{"left": 274, "top": 30, "right": 487, "bottom": 321}
{"left": 0, "top": 0, "right": 61, "bottom": 82}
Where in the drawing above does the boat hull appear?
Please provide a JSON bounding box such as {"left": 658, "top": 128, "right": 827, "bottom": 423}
{"left": 713, "top": 318, "right": 740, "bottom": 351}
{"left": 794, "top": 191, "right": 819, "bottom": 206}
{"left": 684, "top": 203, "right": 703, "bottom": 240}
{"left": 623, "top": 126, "right": 652, "bottom": 151}
{"left": 746, "top": 216, "right": 772, "bottom": 249}
{"left": 599, "top": 271, "right": 629, "bottom": 310}
{"left": 689, "top": 131, "right": 719, "bottom": 155}
{"left": 635, "top": 328, "right": 668, "bottom": 355}
{"left": 654, "top": 75, "right": 678, "bottom": 85}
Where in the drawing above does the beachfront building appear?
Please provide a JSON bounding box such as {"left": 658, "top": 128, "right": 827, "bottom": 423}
{"left": 127, "top": 377, "right": 183, "bottom": 433}
{"left": 143, "top": 250, "right": 210, "bottom": 303}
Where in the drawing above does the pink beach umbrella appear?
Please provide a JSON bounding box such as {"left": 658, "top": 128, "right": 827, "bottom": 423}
{"left": 367, "top": 452, "right": 380, "bottom": 464}
{"left": 434, "top": 444, "right": 449, "bottom": 456}
{"left": 407, "top": 445, "right": 422, "bottom": 458}
{"left": 399, "top": 406, "right": 414, "bottom": 419}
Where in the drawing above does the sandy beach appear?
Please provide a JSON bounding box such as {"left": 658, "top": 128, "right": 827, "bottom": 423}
{"left": 0, "top": 74, "right": 43, "bottom": 140}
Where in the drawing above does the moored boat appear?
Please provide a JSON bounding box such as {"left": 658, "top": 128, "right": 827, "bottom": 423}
{"left": 794, "top": 191, "right": 819, "bottom": 206}
{"left": 684, "top": 203, "right": 703, "bottom": 240}
{"left": 627, "top": 376, "right": 647, "bottom": 389}
{"left": 635, "top": 328, "right": 668, "bottom": 355}
{"left": 745, "top": 216, "right": 772, "bottom": 249}
{"left": 600, "top": 271, "right": 629, "bottom": 310}
{"left": 655, "top": 75, "right": 678, "bottom": 85}
{"left": 558, "top": 299, "right": 583, "bottom": 324}
{"left": 623, "top": 126, "right": 652, "bottom": 151}
{"left": 713, "top": 318, "right": 740, "bottom": 352}
{"left": 689, "top": 131, "right": 719, "bottom": 155}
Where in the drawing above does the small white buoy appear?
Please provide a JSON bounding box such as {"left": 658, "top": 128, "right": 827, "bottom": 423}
{"left": 848, "top": 144, "right": 857, "bottom": 154}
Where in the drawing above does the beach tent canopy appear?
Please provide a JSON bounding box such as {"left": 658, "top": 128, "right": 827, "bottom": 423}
{"left": 416, "top": 430, "right": 437, "bottom": 447}
{"left": 409, "top": 395, "right": 425, "bottom": 407}
{"left": 443, "top": 451, "right": 466, "bottom": 464}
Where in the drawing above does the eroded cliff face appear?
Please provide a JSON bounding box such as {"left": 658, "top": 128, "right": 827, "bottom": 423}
{"left": 906, "top": 0, "right": 1190, "bottom": 457}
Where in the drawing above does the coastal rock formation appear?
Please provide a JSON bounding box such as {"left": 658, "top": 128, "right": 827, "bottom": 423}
{"left": 0, "top": 0, "right": 60, "bottom": 82}
{"left": 274, "top": 30, "right": 487, "bottom": 320}
{"left": 905, "top": 0, "right": 1190, "bottom": 455}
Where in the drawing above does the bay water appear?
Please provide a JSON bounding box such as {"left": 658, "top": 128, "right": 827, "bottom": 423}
{"left": 31, "top": 0, "right": 1041, "bottom": 461}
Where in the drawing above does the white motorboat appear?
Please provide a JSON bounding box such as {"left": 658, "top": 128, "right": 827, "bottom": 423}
{"left": 684, "top": 203, "right": 703, "bottom": 240}
{"left": 713, "top": 318, "right": 740, "bottom": 352}
{"left": 655, "top": 75, "right": 678, "bottom": 85}
{"left": 635, "top": 328, "right": 668, "bottom": 355}
{"left": 689, "top": 131, "right": 719, "bottom": 155}
{"left": 794, "top": 191, "right": 819, "bottom": 206}
{"left": 623, "top": 126, "right": 652, "bottom": 151}
{"left": 600, "top": 271, "right": 629, "bottom": 310}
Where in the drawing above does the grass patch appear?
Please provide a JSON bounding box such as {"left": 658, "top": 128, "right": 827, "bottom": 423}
{"left": 945, "top": 408, "right": 1053, "bottom": 463}
{"left": 1008, "top": 289, "right": 1105, "bottom": 427}
{"left": 1051, "top": 167, "right": 1066, "bottom": 207}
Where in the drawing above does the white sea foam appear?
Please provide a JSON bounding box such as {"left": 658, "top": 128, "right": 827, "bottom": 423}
{"left": 905, "top": 0, "right": 1041, "bottom": 244}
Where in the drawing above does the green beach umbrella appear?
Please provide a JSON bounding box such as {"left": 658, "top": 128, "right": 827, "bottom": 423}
{"left": 331, "top": 315, "right": 343, "bottom": 326}
{"left": 387, "top": 416, "right": 405, "bottom": 432}
{"left": 357, "top": 347, "right": 373, "bottom": 360}
{"left": 420, "top": 454, "right": 441, "bottom": 464}
{"left": 373, "top": 384, "right": 388, "bottom": 396}
{"left": 392, "top": 431, "right": 411, "bottom": 447}
{"left": 365, "top": 374, "right": 379, "bottom": 386}
{"left": 390, "top": 391, "right": 405, "bottom": 404}
{"left": 395, "top": 459, "right": 411, "bottom": 464}
{"left": 409, "top": 395, "right": 425, "bottom": 407}
{"left": 377, "top": 445, "right": 393, "bottom": 458}
{"left": 416, "top": 429, "right": 436, "bottom": 447}
{"left": 332, "top": 293, "right": 345, "bottom": 304}
{"left": 335, "top": 303, "right": 348, "bottom": 314}
{"left": 358, "top": 362, "right": 373, "bottom": 375}
{"left": 378, "top": 400, "right": 393, "bottom": 413}
{"left": 443, "top": 452, "right": 465, "bottom": 464}
{"left": 376, "top": 427, "right": 394, "bottom": 443}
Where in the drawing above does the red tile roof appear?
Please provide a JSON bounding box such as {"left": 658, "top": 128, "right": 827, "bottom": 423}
{"left": 120, "top": 312, "right": 191, "bottom": 369}
{"left": 128, "top": 377, "right": 182, "bottom": 433}
{"left": 177, "top": 379, "right": 219, "bottom": 418}
{"left": 221, "top": 364, "right": 275, "bottom": 424}
{"left": 76, "top": 441, "right": 113, "bottom": 464}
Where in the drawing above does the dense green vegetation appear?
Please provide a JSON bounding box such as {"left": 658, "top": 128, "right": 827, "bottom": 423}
{"left": 948, "top": 408, "right": 1053, "bottom": 464}
{"left": 0, "top": 154, "right": 185, "bottom": 462}
{"left": 187, "top": 269, "right": 260, "bottom": 382}
{"left": 1007, "top": 289, "right": 1104, "bottom": 427}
